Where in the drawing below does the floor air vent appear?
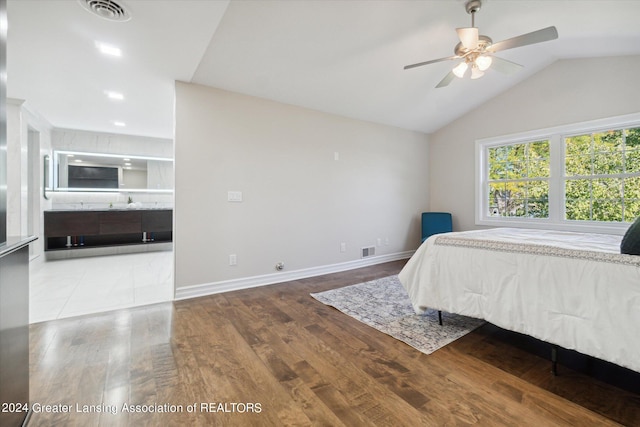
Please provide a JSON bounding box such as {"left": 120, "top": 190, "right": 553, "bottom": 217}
{"left": 361, "top": 246, "right": 376, "bottom": 258}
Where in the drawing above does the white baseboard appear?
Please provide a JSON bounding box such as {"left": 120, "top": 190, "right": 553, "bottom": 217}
{"left": 174, "top": 250, "right": 414, "bottom": 301}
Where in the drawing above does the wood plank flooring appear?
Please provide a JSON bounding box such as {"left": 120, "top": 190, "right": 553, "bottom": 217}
{"left": 28, "top": 260, "right": 640, "bottom": 426}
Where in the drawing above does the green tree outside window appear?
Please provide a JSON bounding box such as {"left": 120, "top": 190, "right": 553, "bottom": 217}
{"left": 565, "top": 127, "right": 640, "bottom": 223}
{"left": 488, "top": 140, "right": 550, "bottom": 218}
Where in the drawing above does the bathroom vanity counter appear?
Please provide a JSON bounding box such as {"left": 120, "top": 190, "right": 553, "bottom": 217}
{"left": 44, "top": 209, "right": 172, "bottom": 251}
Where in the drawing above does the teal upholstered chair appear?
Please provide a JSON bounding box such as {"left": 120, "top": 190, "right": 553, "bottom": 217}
{"left": 421, "top": 212, "right": 453, "bottom": 243}
{"left": 421, "top": 211, "right": 452, "bottom": 326}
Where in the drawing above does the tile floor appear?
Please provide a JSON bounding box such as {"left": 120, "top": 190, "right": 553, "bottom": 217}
{"left": 29, "top": 250, "right": 174, "bottom": 323}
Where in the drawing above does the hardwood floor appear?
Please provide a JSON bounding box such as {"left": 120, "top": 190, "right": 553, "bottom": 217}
{"left": 28, "top": 260, "right": 640, "bottom": 426}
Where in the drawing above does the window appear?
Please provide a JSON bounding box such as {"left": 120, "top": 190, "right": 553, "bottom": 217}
{"left": 476, "top": 113, "right": 640, "bottom": 234}
{"left": 565, "top": 128, "right": 640, "bottom": 222}
{"left": 487, "top": 140, "right": 549, "bottom": 218}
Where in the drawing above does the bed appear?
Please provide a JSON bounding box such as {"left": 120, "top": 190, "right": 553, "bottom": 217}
{"left": 398, "top": 227, "right": 640, "bottom": 373}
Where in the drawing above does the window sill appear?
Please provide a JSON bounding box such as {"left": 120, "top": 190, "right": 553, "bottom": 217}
{"left": 476, "top": 217, "right": 630, "bottom": 236}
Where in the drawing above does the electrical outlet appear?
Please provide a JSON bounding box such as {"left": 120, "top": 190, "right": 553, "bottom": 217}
{"left": 377, "top": 238, "right": 382, "bottom": 246}
{"left": 340, "top": 242, "right": 346, "bottom": 253}
{"left": 229, "top": 254, "right": 237, "bottom": 266}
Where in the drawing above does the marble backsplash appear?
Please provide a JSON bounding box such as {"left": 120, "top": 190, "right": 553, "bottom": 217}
{"left": 53, "top": 128, "right": 173, "bottom": 158}
{"left": 48, "top": 191, "right": 173, "bottom": 211}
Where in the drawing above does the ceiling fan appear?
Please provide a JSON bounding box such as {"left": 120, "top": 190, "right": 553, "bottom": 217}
{"left": 404, "top": 0, "right": 558, "bottom": 88}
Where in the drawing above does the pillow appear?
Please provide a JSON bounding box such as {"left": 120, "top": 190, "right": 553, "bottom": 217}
{"left": 621, "top": 216, "right": 640, "bottom": 255}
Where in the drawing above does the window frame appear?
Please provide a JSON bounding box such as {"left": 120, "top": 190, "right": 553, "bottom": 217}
{"left": 486, "top": 139, "right": 551, "bottom": 219}
{"left": 475, "top": 112, "right": 640, "bottom": 235}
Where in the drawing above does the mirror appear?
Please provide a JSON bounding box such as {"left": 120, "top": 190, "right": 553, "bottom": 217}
{"left": 53, "top": 150, "right": 173, "bottom": 193}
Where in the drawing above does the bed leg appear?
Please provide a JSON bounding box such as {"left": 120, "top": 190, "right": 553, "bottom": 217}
{"left": 551, "top": 345, "right": 558, "bottom": 376}
{"left": 438, "top": 310, "right": 442, "bottom": 326}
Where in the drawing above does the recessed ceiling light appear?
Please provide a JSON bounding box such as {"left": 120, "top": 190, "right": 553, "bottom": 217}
{"left": 75, "top": 159, "right": 83, "bottom": 163}
{"left": 96, "top": 42, "right": 121, "bottom": 57}
{"left": 113, "top": 121, "right": 126, "bottom": 127}
{"left": 124, "top": 162, "right": 131, "bottom": 166}
{"left": 105, "top": 90, "right": 124, "bottom": 100}
{"left": 123, "top": 158, "right": 130, "bottom": 161}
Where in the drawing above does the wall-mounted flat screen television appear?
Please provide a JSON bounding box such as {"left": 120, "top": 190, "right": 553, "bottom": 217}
{"left": 68, "top": 165, "right": 119, "bottom": 189}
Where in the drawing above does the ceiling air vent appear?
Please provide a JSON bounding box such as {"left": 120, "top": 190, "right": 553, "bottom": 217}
{"left": 78, "top": 0, "right": 131, "bottom": 22}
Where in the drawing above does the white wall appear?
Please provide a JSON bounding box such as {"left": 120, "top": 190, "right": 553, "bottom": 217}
{"left": 174, "top": 82, "right": 430, "bottom": 292}
{"left": 6, "top": 99, "right": 52, "bottom": 257}
{"left": 6, "top": 99, "right": 27, "bottom": 237}
{"left": 429, "top": 55, "right": 640, "bottom": 232}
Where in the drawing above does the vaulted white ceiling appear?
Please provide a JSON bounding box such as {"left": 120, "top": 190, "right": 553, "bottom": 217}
{"left": 7, "top": 0, "right": 640, "bottom": 139}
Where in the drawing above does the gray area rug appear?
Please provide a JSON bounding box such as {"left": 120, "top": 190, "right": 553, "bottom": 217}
{"left": 310, "top": 275, "right": 485, "bottom": 355}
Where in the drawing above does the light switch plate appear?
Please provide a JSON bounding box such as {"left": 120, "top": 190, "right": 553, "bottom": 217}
{"left": 228, "top": 191, "right": 243, "bottom": 202}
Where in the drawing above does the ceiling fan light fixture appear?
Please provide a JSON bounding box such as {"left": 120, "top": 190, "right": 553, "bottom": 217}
{"left": 475, "top": 55, "right": 492, "bottom": 71}
{"left": 452, "top": 62, "right": 468, "bottom": 78}
{"left": 471, "top": 66, "right": 484, "bottom": 80}
{"left": 403, "top": 0, "right": 558, "bottom": 88}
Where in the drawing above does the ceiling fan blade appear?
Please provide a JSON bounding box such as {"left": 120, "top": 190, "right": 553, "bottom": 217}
{"left": 487, "top": 26, "right": 558, "bottom": 53}
{"left": 435, "top": 71, "right": 456, "bottom": 88}
{"left": 404, "top": 55, "right": 458, "bottom": 70}
{"left": 457, "top": 27, "right": 479, "bottom": 50}
{"left": 490, "top": 56, "right": 523, "bottom": 75}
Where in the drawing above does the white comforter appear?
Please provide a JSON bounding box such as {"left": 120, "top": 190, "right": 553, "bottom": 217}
{"left": 398, "top": 228, "right": 640, "bottom": 372}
